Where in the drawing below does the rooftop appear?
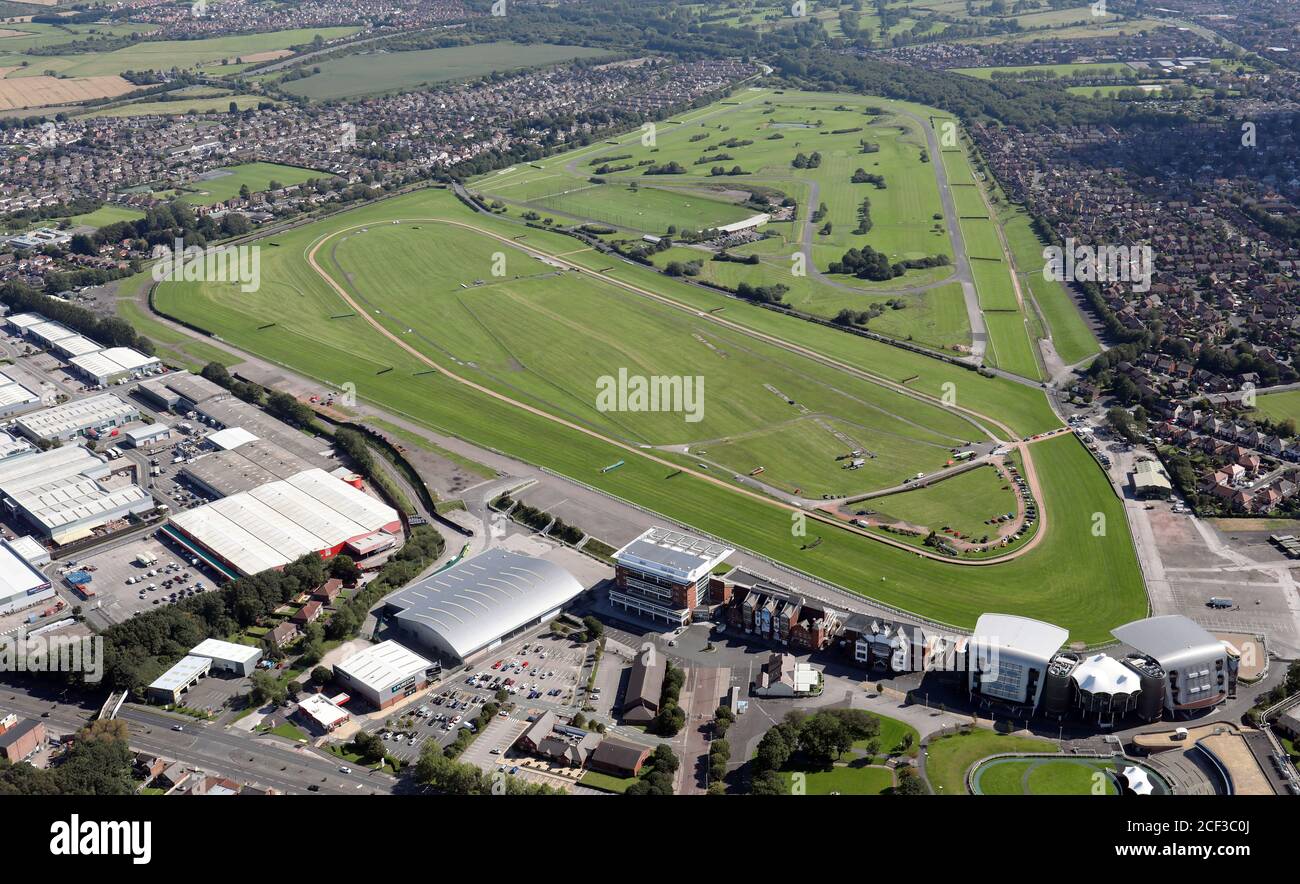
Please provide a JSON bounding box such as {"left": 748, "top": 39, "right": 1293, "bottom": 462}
{"left": 612, "top": 526, "right": 734, "bottom": 583}
{"left": 148, "top": 655, "right": 211, "bottom": 693}
{"left": 1112, "top": 615, "right": 1224, "bottom": 667}
{"left": 336, "top": 640, "right": 432, "bottom": 693}
{"left": 386, "top": 547, "right": 583, "bottom": 658}
{"left": 972, "top": 613, "right": 1069, "bottom": 663}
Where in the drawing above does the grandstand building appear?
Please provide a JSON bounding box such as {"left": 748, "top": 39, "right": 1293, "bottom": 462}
{"left": 163, "top": 468, "right": 400, "bottom": 579}
{"left": 1111, "top": 615, "right": 1236, "bottom": 715}
{"left": 610, "top": 526, "right": 734, "bottom": 626}
{"left": 966, "top": 613, "right": 1069, "bottom": 713}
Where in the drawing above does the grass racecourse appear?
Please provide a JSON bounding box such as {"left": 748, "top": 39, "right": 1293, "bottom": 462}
{"left": 151, "top": 163, "right": 1145, "bottom": 640}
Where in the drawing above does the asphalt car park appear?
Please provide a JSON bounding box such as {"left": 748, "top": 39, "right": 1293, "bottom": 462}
{"left": 57, "top": 535, "right": 220, "bottom": 624}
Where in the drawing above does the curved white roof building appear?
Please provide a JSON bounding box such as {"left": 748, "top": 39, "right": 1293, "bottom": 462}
{"left": 384, "top": 547, "right": 583, "bottom": 662}
{"left": 967, "top": 613, "right": 1069, "bottom": 711}
{"left": 1112, "top": 615, "right": 1233, "bottom": 712}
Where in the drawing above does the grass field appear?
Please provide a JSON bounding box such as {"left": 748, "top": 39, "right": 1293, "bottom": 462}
{"left": 278, "top": 41, "right": 613, "bottom": 100}
{"left": 923, "top": 729, "right": 1059, "bottom": 795}
{"left": 999, "top": 209, "right": 1099, "bottom": 366}
{"left": 1, "top": 27, "right": 359, "bottom": 79}
{"left": 872, "top": 463, "right": 1017, "bottom": 537}
{"left": 779, "top": 761, "right": 896, "bottom": 795}
{"left": 477, "top": 89, "right": 966, "bottom": 350}
{"left": 952, "top": 62, "right": 1138, "bottom": 80}
{"left": 66, "top": 205, "right": 145, "bottom": 229}
{"left": 175, "top": 162, "right": 323, "bottom": 205}
{"left": 148, "top": 178, "right": 1146, "bottom": 639}
{"left": 84, "top": 93, "right": 268, "bottom": 119}
{"left": 970, "top": 755, "right": 1168, "bottom": 795}
{"left": 1250, "top": 391, "right": 1300, "bottom": 427}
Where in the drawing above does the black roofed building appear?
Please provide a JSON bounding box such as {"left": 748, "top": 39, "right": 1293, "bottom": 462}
{"left": 621, "top": 655, "right": 665, "bottom": 725}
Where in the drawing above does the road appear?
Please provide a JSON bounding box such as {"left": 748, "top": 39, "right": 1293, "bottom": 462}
{"left": 0, "top": 683, "right": 397, "bottom": 794}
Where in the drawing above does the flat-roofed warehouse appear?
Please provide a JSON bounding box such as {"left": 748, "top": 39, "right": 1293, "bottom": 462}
{"left": 334, "top": 640, "right": 437, "bottom": 710}
{"left": 0, "top": 537, "right": 53, "bottom": 615}
{"left": 383, "top": 547, "right": 584, "bottom": 663}
{"left": 180, "top": 436, "right": 313, "bottom": 498}
{"left": 189, "top": 637, "right": 261, "bottom": 675}
{"left": 146, "top": 655, "right": 212, "bottom": 705}
{"left": 0, "top": 445, "right": 154, "bottom": 544}
{"left": 14, "top": 392, "right": 138, "bottom": 443}
{"left": 163, "top": 467, "right": 400, "bottom": 579}
{"left": 0, "top": 371, "right": 41, "bottom": 419}
{"left": 68, "top": 347, "right": 161, "bottom": 386}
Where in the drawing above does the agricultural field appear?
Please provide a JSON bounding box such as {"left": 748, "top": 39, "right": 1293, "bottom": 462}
{"left": 0, "top": 73, "right": 134, "bottom": 110}
{"left": 951, "top": 62, "right": 1137, "bottom": 80}
{"left": 277, "top": 41, "right": 614, "bottom": 100}
{"left": 149, "top": 180, "right": 1147, "bottom": 640}
{"left": 0, "top": 26, "right": 358, "bottom": 80}
{"left": 479, "top": 89, "right": 968, "bottom": 351}
{"left": 871, "top": 462, "right": 1018, "bottom": 538}
{"left": 173, "top": 161, "right": 323, "bottom": 205}
{"left": 83, "top": 92, "right": 269, "bottom": 118}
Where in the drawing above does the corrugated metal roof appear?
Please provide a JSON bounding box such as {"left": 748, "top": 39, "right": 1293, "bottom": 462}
{"left": 336, "top": 640, "right": 432, "bottom": 693}
{"left": 387, "top": 548, "right": 583, "bottom": 659}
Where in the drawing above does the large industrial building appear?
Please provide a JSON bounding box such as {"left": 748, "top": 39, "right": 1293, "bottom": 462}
{"left": 610, "top": 526, "right": 734, "bottom": 626}
{"left": 0, "top": 430, "right": 34, "bottom": 462}
{"left": 383, "top": 547, "right": 584, "bottom": 663}
{"left": 163, "top": 468, "right": 400, "bottom": 579}
{"left": 333, "top": 640, "right": 437, "bottom": 710}
{"left": 0, "top": 371, "right": 41, "bottom": 419}
{"left": 0, "top": 537, "right": 54, "bottom": 615}
{"left": 966, "top": 613, "right": 1070, "bottom": 713}
{"left": 0, "top": 445, "right": 155, "bottom": 544}
{"left": 188, "top": 638, "right": 262, "bottom": 676}
{"left": 13, "top": 392, "right": 139, "bottom": 443}
{"left": 68, "top": 347, "right": 161, "bottom": 386}
{"left": 180, "top": 434, "right": 314, "bottom": 498}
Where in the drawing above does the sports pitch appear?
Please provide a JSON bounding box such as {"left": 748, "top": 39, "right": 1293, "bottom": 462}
{"left": 151, "top": 173, "right": 1146, "bottom": 640}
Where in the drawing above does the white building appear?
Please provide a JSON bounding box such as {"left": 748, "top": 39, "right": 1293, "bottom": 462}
{"left": 295, "top": 693, "right": 350, "bottom": 732}
{"left": 0, "top": 537, "right": 54, "bottom": 615}
{"left": 967, "top": 613, "right": 1070, "bottom": 712}
{"left": 333, "top": 641, "right": 436, "bottom": 710}
{"left": 189, "top": 637, "right": 261, "bottom": 676}
{"left": 68, "top": 347, "right": 161, "bottom": 386}
{"left": 0, "top": 445, "right": 155, "bottom": 544}
{"left": 123, "top": 422, "right": 171, "bottom": 448}
{"left": 384, "top": 547, "right": 583, "bottom": 663}
{"left": 146, "top": 655, "right": 212, "bottom": 705}
{"left": 1112, "top": 615, "right": 1235, "bottom": 713}
{"left": 14, "top": 392, "right": 139, "bottom": 443}
{"left": 0, "top": 372, "right": 41, "bottom": 419}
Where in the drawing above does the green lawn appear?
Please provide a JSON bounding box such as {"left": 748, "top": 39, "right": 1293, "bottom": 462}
{"left": 175, "top": 162, "right": 324, "bottom": 205}
{"left": 148, "top": 152, "right": 1145, "bottom": 639}
{"left": 578, "top": 766, "right": 651, "bottom": 793}
{"left": 924, "top": 729, "right": 1058, "bottom": 795}
{"left": 480, "top": 89, "right": 965, "bottom": 349}
{"left": 278, "top": 42, "right": 613, "bottom": 100}
{"left": 779, "top": 761, "right": 896, "bottom": 795}
{"left": 872, "top": 462, "right": 1018, "bottom": 538}
{"left": 1250, "top": 392, "right": 1300, "bottom": 428}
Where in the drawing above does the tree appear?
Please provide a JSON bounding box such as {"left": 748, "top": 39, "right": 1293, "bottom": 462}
{"left": 754, "top": 725, "right": 793, "bottom": 773}
{"left": 250, "top": 671, "right": 287, "bottom": 707}
{"left": 330, "top": 555, "right": 360, "bottom": 585}
{"left": 310, "top": 665, "right": 332, "bottom": 687}
{"left": 582, "top": 616, "right": 604, "bottom": 642}
{"left": 651, "top": 744, "right": 679, "bottom": 776}
{"left": 750, "top": 769, "right": 786, "bottom": 796}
